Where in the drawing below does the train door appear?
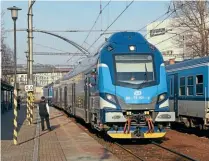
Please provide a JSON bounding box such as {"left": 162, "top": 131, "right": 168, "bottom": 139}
{"left": 55, "top": 89, "right": 58, "bottom": 105}
{"left": 64, "top": 86, "right": 67, "bottom": 110}
{"left": 173, "top": 74, "right": 179, "bottom": 117}
{"left": 59, "top": 88, "right": 62, "bottom": 108}
{"left": 84, "top": 77, "right": 90, "bottom": 123}
{"left": 72, "top": 83, "right": 75, "bottom": 115}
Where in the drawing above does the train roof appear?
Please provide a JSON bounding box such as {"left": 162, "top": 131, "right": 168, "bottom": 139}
{"left": 166, "top": 56, "right": 209, "bottom": 72}
{"left": 63, "top": 54, "right": 99, "bottom": 81}
{"left": 107, "top": 32, "right": 148, "bottom": 44}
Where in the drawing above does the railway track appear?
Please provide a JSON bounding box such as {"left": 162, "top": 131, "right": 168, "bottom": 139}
{"left": 116, "top": 140, "right": 198, "bottom": 161}
{"left": 56, "top": 107, "right": 198, "bottom": 161}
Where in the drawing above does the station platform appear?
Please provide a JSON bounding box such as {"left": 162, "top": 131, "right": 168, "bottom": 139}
{"left": 1, "top": 105, "right": 119, "bottom": 161}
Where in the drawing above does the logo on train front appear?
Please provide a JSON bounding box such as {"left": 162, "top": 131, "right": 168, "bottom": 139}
{"left": 134, "top": 90, "right": 142, "bottom": 96}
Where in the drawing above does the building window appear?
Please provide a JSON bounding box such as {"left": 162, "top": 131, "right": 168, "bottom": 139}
{"left": 179, "top": 77, "right": 185, "bottom": 96}
{"left": 187, "top": 76, "right": 194, "bottom": 96}
{"left": 196, "top": 75, "right": 203, "bottom": 95}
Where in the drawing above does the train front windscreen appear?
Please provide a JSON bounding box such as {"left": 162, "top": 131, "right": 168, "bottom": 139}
{"left": 114, "top": 54, "right": 155, "bottom": 88}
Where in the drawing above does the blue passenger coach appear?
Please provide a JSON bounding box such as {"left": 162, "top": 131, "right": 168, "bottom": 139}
{"left": 52, "top": 32, "right": 175, "bottom": 139}
{"left": 166, "top": 56, "right": 209, "bottom": 130}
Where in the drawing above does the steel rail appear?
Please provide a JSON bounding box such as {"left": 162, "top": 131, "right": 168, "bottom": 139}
{"left": 114, "top": 142, "right": 145, "bottom": 161}
{"left": 151, "top": 141, "right": 198, "bottom": 161}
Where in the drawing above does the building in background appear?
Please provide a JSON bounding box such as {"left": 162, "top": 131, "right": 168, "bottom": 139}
{"left": 8, "top": 65, "right": 71, "bottom": 87}
{"left": 146, "top": 18, "right": 192, "bottom": 62}
{"left": 16, "top": 72, "right": 67, "bottom": 87}
{"left": 6, "top": 65, "right": 71, "bottom": 100}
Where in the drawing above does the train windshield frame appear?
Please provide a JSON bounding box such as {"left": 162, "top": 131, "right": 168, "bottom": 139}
{"left": 113, "top": 53, "right": 156, "bottom": 89}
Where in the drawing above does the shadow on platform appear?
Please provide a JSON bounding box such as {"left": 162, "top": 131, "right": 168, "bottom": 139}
{"left": 18, "top": 121, "right": 70, "bottom": 146}
{"left": 1, "top": 105, "right": 26, "bottom": 140}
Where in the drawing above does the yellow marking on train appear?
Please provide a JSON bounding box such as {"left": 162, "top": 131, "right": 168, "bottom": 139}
{"left": 108, "top": 133, "right": 132, "bottom": 139}
{"left": 108, "top": 132, "right": 166, "bottom": 139}
{"left": 143, "top": 132, "right": 166, "bottom": 138}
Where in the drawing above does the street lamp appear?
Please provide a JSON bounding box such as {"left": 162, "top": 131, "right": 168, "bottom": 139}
{"left": 7, "top": 6, "right": 22, "bottom": 145}
{"left": 7, "top": 6, "right": 22, "bottom": 89}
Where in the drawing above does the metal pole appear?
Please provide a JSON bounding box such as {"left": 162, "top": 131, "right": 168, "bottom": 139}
{"left": 25, "top": 51, "right": 29, "bottom": 84}
{"left": 27, "top": 0, "right": 34, "bottom": 125}
{"left": 14, "top": 20, "right": 17, "bottom": 89}
{"left": 28, "top": 0, "right": 33, "bottom": 84}
{"left": 13, "top": 19, "right": 18, "bottom": 145}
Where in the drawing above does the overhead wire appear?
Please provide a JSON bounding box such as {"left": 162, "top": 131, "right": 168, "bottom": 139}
{"left": 67, "top": 0, "right": 111, "bottom": 63}
{"left": 74, "top": 0, "right": 173, "bottom": 69}
{"left": 144, "top": 4, "right": 186, "bottom": 39}
{"left": 137, "top": 0, "right": 173, "bottom": 33}
{"left": 33, "top": 42, "right": 70, "bottom": 53}
{"left": 143, "top": 2, "right": 193, "bottom": 40}
{"left": 82, "top": 0, "right": 111, "bottom": 46}
{"left": 144, "top": 10, "right": 175, "bottom": 38}
{"left": 137, "top": 13, "right": 169, "bottom": 32}
{"left": 70, "top": 1, "right": 135, "bottom": 70}
{"left": 146, "top": 1, "right": 207, "bottom": 41}
{"left": 87, "top": 0, "right": 134, "bottom": 51}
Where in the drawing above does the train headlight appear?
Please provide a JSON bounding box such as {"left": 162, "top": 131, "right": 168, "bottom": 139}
{"left": 129, "top": 45, "right": 136, "bottom": 51}
{"left": 106, "top": 94, "right": 117, "bottom": 104}
{"left": 157, "top": 93, "right": 167, "bottom": 103}
{"left": 159, "top": 95, "right": 165, "bottom": 101}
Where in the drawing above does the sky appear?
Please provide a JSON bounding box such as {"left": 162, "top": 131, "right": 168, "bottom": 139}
{"left": 1, "top": 1, "right": 170, "bottom": 66}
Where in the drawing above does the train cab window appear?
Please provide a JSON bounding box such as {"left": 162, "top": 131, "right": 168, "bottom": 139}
{"left": 187, "top": 76, "right": 194, "bottom": 96}
{"left": 114, "top": 55, "right": 155, "bottom": 88}
{"left": 196, "top": 75, "right": 203, "bottom": 95}
{"left": 179, "top": 77, "right": 185, "bottom": 96}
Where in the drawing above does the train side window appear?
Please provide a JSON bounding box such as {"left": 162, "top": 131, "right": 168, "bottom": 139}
{"left": 170, "top": 78, "right": 173, "bottom": 96}
{"left": 179, "top": 77, "right": 185, "bottom": 96}
{"left": 196, "top": 75, "right": 203, "bottom": 95}
{"left": 187, "top": 76, "right": 194, "bottom": 96}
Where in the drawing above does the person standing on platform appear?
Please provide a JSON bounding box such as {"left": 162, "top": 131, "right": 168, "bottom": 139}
{"left": 38, "top": 96, "right": 51, "bottom": 131}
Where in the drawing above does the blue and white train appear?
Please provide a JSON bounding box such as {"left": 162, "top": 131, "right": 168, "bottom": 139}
{"left": 52, "top": 32, "right": 175, "bottom": 139}
{"left": 166, "top": 56, "right": 209, "bottom": 130}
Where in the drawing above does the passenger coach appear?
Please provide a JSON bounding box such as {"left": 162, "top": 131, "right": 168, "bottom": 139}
{"left": 52, "top": 32, "right": 175, "bottom": 139}
{"left": 166, "top": 56, "right": 209, "bottom": 130}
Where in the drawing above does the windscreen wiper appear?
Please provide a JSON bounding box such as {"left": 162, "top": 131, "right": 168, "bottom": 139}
{"left": 144, "top": 63, "right": 148, "bottom": 82}
{"left": 137, "top": 63, "right": 149, "bottom": 89}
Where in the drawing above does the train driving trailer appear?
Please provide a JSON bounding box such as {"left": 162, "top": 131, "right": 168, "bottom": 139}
{"left": 52, "top": 32, "right": 175, "bottom": 139}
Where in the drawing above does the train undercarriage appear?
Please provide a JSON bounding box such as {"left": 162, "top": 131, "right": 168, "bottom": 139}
{"left": 175, "top": 116, "right": 209, "bottom": 131}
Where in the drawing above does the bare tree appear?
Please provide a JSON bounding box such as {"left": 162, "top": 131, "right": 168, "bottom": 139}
{"left": 1, "top": 11, "right": 14, "bottom": 83}
{"left": 170, "top": 1, "right": 209, "bottom": 58}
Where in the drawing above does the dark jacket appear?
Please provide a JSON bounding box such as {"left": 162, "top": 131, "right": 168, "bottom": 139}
{"left": 38, "top": 101, "right": 48, "bottom": 116}
{"left": 17, "top": 98, "right": 21, "bottom": 104}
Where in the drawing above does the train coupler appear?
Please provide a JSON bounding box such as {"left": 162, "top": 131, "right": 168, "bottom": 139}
{"left": 133, "top": 126, "right": 141, "bottom": 137}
